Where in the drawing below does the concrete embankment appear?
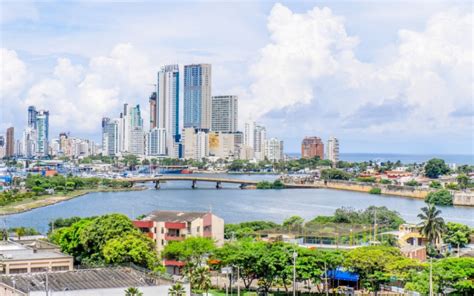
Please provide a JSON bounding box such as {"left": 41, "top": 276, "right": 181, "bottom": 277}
{"left": 317, "top": 180, "right": 430, "bottom": 199}
{"left": 453, "top": 192, "right": 474, "bottom": 206}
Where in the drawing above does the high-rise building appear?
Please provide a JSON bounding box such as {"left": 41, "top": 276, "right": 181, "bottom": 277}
{"left": 182, "top": 128, "right": 209, "bottom": 160}
{"left": 157, "top": 65, "right": 181, "bottom": 158}
{"left": 265, "top": 138, "right": 284, "bottom": 162}
{"left": 6, "top": 127, "right": 14, "bottom": 157}
{"left": 147, "top": 128, "right": 166, "bottom": 156}
{"left": 211, "top": 95, "right": 238, "bottom": 133}
{"left": 102, "top": 117, "right": 119, "bottom": 156}
{"left": 184, "top": 64, "right": 212, "bottom": 130}
{"left": 301, "top": 136, "right": 324, "bottom": 159}
{"left": 327, "top": 136, "right": 340, "bottom": 163}
{"left": 22, "top": 127, "right": 36, "bottom": 158}
{"left": 149, "top": 92, "right": 157, "bottom": 129}
{"left": 36, "top": 110, "right": 49, "bottom": 156}
{"left": 27, "top": 106, "right": 38, "bottom": 129}
{"left": 253, "top": 124, "right": 266, "bottom": 161}
{"left": 244, "top": 122, "right": 255, "bottom": 149}
{"left": 118, "top": 104, "right": 144, "bottom": 155}
{"left": 0, "top": 136, "right": 4, "bottom": 159}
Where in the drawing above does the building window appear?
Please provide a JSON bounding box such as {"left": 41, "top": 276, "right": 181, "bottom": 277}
{"left": 197, "top": 226, "right": 200, "bottom": 233}
{"left": 31, "top": 267, "right": 47, "bottom": 273}
{"left": 161, "top": 227, "right": 164, "bottom": 234}
{"left": 9, "top": 268, "right": 28, "bottom": 274}
{"left": 52, "top": 266, "right": 69, "bottom": 271}
{"left": 161, "top": 239, "right": 164, "bottom": 246}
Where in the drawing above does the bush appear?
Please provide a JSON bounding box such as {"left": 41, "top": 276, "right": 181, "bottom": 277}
{"left": 31, "top": 186, "right": 45, "bottom": 195}
{"left": 321, "top": 168, "right": 351, "bottom": 180}
{"left": 379, "top": 179, "right": 392, "bottom": 184}
{"left": 445, "top": 183, "right": 459, "bottom": 190}
{"left": 429, "top": 181, "right": 442, "bottom": 189}
{"left": 425, "top": 189, "right": 453, "bottom": 206}
{"left": 405, "top": 179, "right": 420, "bottom": 187}
{"left": 369, "top": 187, "right": 382, "bottom": 194}
{"left": 356, "top": 176, "right": 377, "bottom": 183}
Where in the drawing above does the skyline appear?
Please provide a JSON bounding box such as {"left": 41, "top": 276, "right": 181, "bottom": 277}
{"left": 1, "top": 1, "right": 473, "bottom": 154}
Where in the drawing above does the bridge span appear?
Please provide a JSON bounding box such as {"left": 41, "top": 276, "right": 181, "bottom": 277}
{"left": 118, "top": 176, "right": 319, "bottom": 189}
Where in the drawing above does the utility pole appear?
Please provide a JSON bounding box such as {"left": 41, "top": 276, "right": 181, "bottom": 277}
{"left": 237, "top": 265, "right": 240, "bottom": 296}
{"left": 293, "top": 252, "right": 296, "bottom": 296}
{"left": 324, "top": 261, "right": 329, "bottom": 296}
{"left": 429, "top": 257, "right": 433, "bottom": 296}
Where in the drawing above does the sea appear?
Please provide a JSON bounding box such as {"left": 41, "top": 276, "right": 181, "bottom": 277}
{"left": 287, "top": 153, "right": 473, "bottom": 165}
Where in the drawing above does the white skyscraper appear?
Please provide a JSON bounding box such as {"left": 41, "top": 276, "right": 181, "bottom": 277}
{"left": 327, "top": 136, "right": 340, "bottom": 163}
{"left": 211, "top": 95, "right": 238, "bottom": 133}
{"left": 265, "top": 138, "right": 284, "bottom": 162}
{"left": 36, "top": 110, "right": 49, "bottom": 157}
{"left": 147, "top": 128, "right": 166, "bottom": 156}
{"left": 157, "top": 65, "right": 180, "bottom": 158}
{"left": 253, "top": 124, "right": 266, "bottom": 161}
{"left": 102, "top": 117, "right": 119, "bottom": 156}
{"left": 244, "top": 121, "right": 255, "bottom": 149}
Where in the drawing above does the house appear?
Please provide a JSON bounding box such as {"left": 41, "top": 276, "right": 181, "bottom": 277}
{"left": 0, "top": 267, "right": 190, "bottom": 296}
{"left": 0, "top": 240, "right": 73, "bottom": 275}
{"left": 133, "top": 210, "right": 224, "bottom": 274}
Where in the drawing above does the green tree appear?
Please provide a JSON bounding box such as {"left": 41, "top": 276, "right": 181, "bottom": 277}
{"left": 321, "top": 168, "right": 351, "bottom": 180}
{"left": 418, "top": 204, "right": 446, "bottom": 248}
{"left": 49, "top": 218, "right": 94, "bottom": 261}
{"left": 456, "top": 173, "right": 470, "bottom": 189}
{"left": 103, "top": 233, "right": 159, "bottom": 270}
{"left": 282, "top": 215, "right": 305, "bottom": 230}
{"left": 424, "top": 158, "right": 449, "bottom": 178}
{"left": 168, "top": 283, "right": 186, "bottom": 296}
{"left": 124, "top": 287, "right": 143, "bottom": 296}
{"left": 80, "top": 214, "right": 139, "bottom": 257}
{"left": 425, "top": 189, "right": 453, "bottom": 206}
{"left": 162, "top": 237, "right": 215, "bottom": 266}
{"left": 15, "top": 227, "right": 26, "bottom": 240}
{"left": 429, "top": 180, "right": 442, "bottom": 189}
{"left": 344, "top": 246, "right": 410, "bottom": 295}
{"left": 444, "top": 222, "right": 472, "bottom": 251}
{"left": 190, "top": 266, "right": 212, "bottom": 294}
{"left": 404, "top": 179, "right": 420, "bottom": 187}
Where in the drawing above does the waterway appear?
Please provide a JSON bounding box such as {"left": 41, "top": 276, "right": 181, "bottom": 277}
{"left": 2, "top": 174, "right": 473, "bottom": 233}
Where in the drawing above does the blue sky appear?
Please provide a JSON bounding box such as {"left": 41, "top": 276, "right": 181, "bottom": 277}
{"left": 0, "top": 0, "right": 473, "bottom": 154}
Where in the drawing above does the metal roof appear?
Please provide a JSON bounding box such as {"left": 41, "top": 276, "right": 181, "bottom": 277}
{"left": 0, "top": 268, "right": 171, "bottom": 293}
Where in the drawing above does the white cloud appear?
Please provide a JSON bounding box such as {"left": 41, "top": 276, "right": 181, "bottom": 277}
{"left": 248, "top": 4, "right": 473, "bottom": 138}
{"left": 23, "top": 43, "right": 153, "bottom": 134}
{"left": 0, "top": 48, "right": 27, "bottom": 98}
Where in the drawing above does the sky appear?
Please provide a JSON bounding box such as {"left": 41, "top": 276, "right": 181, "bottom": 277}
{"left": 0, "top": 0, "right": 473, "bottom": 154}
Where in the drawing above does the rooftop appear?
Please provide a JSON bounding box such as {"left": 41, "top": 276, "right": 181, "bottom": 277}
{"left": 143, "top": 210, "right": 209, "bottom": 223}
{"left": 0, "top": 240, "right": 71, "bottom": 261}
{"left": 0, "top": 268, "right": 172, "bottom": 293}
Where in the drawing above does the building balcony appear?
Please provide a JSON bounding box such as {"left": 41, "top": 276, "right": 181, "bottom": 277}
{"left": 165, "top": 222, "right": 186, "bottom": 229}
{"left": 133, "top": 220, "right": 154, "bottom": 228}
{"left": 165, "top": 233, "right": 185, "bottom": 241}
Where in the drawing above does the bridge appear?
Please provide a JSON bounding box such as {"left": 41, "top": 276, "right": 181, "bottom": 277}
{"left": 118, "top": 176, "right": 319, "bottom": 189}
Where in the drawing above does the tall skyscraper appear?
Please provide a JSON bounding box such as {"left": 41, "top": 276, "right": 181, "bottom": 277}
{"left": 28, "top": 106, "right": 38, "bottom": 129}
{"left": 118, "top": 103, "right": 144, "bottom": 155}
{"left": 6, "top": 127, "right": 14, "bottom": 157}
{"left": 22, "top": 127, "right": 37, "bottom": 158}
{"left": 149, "top": 92, "right": 157, "bottom": 129}
{"left": 147, "top": 128, "right": 166, "bottom": 156}
{"left": 36, "top": 110, "right": 49, "bottom": 156}
{"left": 327, "top": 136, "right": 340, "bottom": 163}
{"left": 157, "top": 64, "right": 180, "bottom": 158}
{"left": 184, "top": 64, "right": 212, "bottom": 130}
{"left": 265, "top": 138, "right": 284, "bottom": 162}
{"left": 211, "top": 95, "right": 238, "bottom": 133}
{"left": 244, "top": 121, "right": 255, "bottom": 149}
{"left": 301, "top": 136, "right": 324, "bottom": 159}
{"left": 253, "top": 124, "right": 267, "bottom": 161}
{"left": 102, "top": 117, "right": 119, "bottom": 156}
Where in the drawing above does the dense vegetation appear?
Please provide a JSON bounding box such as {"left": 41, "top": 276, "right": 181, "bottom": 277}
{"left": 425, "top": 189, "right": 453, "bottom": 206}
{"left": 0, "top": 174, "right": 133, "bottom": 206}
{"left": 256, "top": 180, "right": 285, "bottom": 189}
{"left": 49, "top": 214, "right": 161, "bottom": 271}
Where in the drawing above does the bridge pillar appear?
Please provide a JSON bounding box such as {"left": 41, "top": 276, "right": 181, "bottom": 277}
{"left": 192, "top": 180, "right": 197, "bottom": 189}
{"left": 216, "top": 181, "right": 222, "bottom": 189}
{"left": 154, "top": 180, "right": 160, "bottom": 189}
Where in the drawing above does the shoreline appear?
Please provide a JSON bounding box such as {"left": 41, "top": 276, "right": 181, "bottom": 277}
{"left": 0, "top": 186, "right": 147, "bottom": 216}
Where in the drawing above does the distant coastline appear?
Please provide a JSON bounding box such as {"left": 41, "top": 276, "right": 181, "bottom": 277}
{"left": 286, "top": 152, "right": 474, "bottom": 165}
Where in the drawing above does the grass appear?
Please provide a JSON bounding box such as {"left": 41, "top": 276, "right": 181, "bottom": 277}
{"left": 0, "top": 186, "right": 145, "bottom": 215}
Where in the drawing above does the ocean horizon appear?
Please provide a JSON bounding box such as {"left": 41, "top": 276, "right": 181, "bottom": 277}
{"left": 286, "top": 152, "right": 474, "bottom": 165}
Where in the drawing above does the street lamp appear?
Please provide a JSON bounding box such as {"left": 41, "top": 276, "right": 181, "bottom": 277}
{"left": 292, "top": 249, "right": 298, "bottom": 296}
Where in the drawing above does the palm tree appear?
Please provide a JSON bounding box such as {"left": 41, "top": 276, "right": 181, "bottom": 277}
{"left": 124, "top": 287, "right": 143, "bottom": 296}
{"left": 418, "top": 203, "right": 446, "bottom": 247}
{"left": 191, "top": 266, "right": 212, "bottom": 295}
{"left": 168, "top": 283, "right": 186, "bottom": 296}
